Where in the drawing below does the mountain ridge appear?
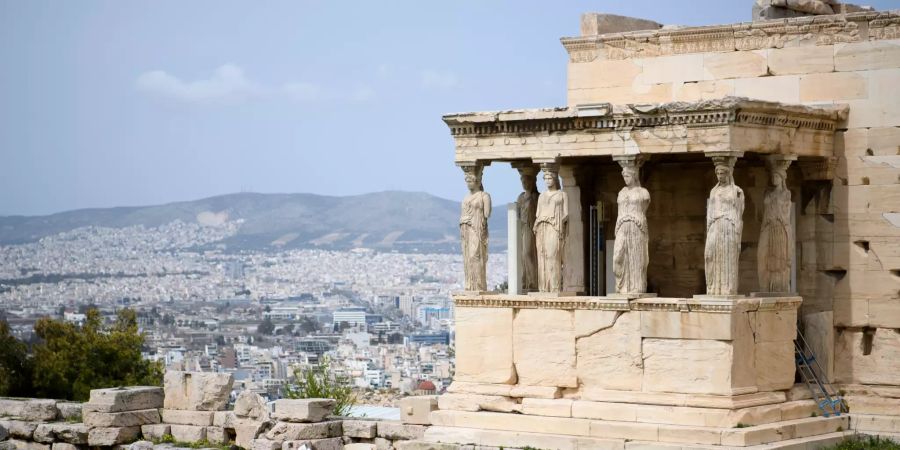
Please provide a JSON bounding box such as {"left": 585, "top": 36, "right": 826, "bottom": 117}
{"left": 0, "top": 191, "right": 508, "bottom": 253}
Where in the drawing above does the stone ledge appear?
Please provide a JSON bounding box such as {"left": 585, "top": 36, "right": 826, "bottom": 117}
{"left": 453, "top": 293, "right": 802, "bottom": 313}
{"left": 428, "top": 410, "right": 850, "bottom": 447}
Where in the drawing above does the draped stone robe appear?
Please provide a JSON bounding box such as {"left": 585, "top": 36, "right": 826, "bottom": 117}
{"left": 517, "top": 190, "right": 540, "bottom": 291}
{"left": 460, "top": 191, "right": 490, "bottom": 291}
{"left": 758, "top": 187, "right": 792, "bottom": 292}
{"left": 614, "top": 186, "right": 650, "bottom": 294}
{"left": 534, "top": 190, "right": 568, "bottom": 293}
{"left": 705, "top": 183, "right": 744, "bottom": 295}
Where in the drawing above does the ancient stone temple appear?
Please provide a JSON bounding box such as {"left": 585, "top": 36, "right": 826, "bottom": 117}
{"left": 432, "top": 3, "right": 900, "bottom": 449}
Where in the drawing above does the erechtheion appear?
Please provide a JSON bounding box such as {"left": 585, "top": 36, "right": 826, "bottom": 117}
{"left": 434, "top": 1, "right": 900, "bottom": 448}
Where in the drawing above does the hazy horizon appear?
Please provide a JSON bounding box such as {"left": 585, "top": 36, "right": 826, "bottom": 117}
{"left": 4, "top": 0, "right": 898, "bottom": 216}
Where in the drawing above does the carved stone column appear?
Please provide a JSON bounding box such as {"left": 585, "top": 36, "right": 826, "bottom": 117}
{"left": 458, "top": 162, "right": 491, "bottom": 293}
{"left": 702, "top": 152, "right": 745, "bottom": 297}
{"left": 757, "top": 154, "right": 797, "bottom": 294}
{"left": 559, "top": 164, "right": 585, "bottom": 294}
{"left": 611, "top": 155, "right": 652, "bottom": 297}
{"left": 532, "top": 161, "right": 568, "bottom": 294}
{"left": 512, "top": 161, "right": 540, "bottom": 292}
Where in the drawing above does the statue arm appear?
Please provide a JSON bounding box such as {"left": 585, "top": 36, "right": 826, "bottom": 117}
{"left": 483, "top": 192, "right": 492, "bottom": 220}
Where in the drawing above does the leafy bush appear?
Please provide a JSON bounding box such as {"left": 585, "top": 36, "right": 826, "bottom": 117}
{"left": 284, "top": 358, "right": 356, "bottom": 416}
{"left": 5, "top": 308, "right": 163, "bottom": 401}
{"left": 824, "top": 435, "right": 900, "bottom": 450}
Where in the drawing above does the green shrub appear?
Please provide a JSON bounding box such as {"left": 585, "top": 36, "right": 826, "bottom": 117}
{"left": 823, "top": 435, "right": 900, "bottom": 450}
{"left": 283, "top": 358, "right": 356, "bottom": 416}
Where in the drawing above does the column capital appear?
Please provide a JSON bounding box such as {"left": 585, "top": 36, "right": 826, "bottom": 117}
{"left": 705, "top": 151, "right": 743, "bottom": 169}
{"left": 613, "top": 154, "right": 649, "bottom": 170}
{"left": 511, "top": 160, "right": 539, "bottom": 176}
{"left": 763, "top": 154, "right": 796, "bottom": 174}
{"left": 456, "top": 160, "right": 490, "bottom": 169}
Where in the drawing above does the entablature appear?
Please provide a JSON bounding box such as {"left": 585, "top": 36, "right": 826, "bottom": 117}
{"left": 443, "top": 97, "right": 846, "bottom": 164}
{"left": 560, "top": 10, "right": 900, "bottom": 62}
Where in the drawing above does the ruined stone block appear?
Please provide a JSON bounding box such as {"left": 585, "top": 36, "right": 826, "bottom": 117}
{"left": 159, "top": 409, "right": 214, "bottom": 426}
{"left": 768, "top": 46, "right": 834, "bottom": 75}
{"left": 169, "top": 424, "right": 206, "bottom": 443}
{"left": 140, "top": 424, "right": 170, "bottom": 441}
{"left": 32, "top": 423, "right": 88, "bottom": 444}
{"left": 399, "top": 396, "right": 437, "bottom": 425}
{"left": 82, "top": 409, "right": 160, "bottom": 428}
{"left": 264, "top": 421, "right": 341, "bottom": 441}
{"left": 54, "top": 404, "right": 81, "bottom": 423}
{"left": 375, "top": 422, "right": 427, "bottom": 441}
{"left": 87, "top": 426, "right": 141, "bottom": 446}
{"left": 281, "top": 437, "right": 343, "bottom": 450}
{"left": 212, "top": 410, "right": 236, "bottom": 428}
{"left": 86, "top": 387, "right": 163, "bottom": 413}
{"left": 163, "top": 371, "right": 233, "bottom": 411}
{"left": 205, "top": 426, "right": 228, "bottom": 445}
{"left": 234, "top": 391, "right": 270, "bottom": 420}
{"left": 341, "top": 420, "right": 377, "bottom": 439}
{"left": 0, "top": 420, "right": 37, "bottom": 440}
{"left": 272, "top": 399, "right": 333, "bottom": 423}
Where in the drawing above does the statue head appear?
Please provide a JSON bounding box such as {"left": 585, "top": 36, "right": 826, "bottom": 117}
{"left": 543, "top": 171, "right": 560, "bottom": 191}
{"left": 520, "top": 174, "right": 535, "bottom": 192}
{"left": 715, "top": 164, "right": 733, "bottom": 186}
{"left": 622, "top": 166, "right": 639, "bottom": 188}
{"left": 462, "top": 166, "right": 483, "bottom": 193}
{"left": 770, "top": 169, "right": 786, "bottom": 189}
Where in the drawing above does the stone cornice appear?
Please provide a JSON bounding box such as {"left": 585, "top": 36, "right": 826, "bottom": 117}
{"left": 452, "top": 293, "right": 802, "bottom": 313}
{"left": 443, "top": 97, "right": 845, "bottom": 137}
{"left": 561, "top": 10, "right": 900, "bottom": 62}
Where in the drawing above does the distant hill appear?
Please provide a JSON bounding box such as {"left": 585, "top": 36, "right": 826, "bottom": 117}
{"left": 0, "top": 192, "right": 508, "bottom": 253}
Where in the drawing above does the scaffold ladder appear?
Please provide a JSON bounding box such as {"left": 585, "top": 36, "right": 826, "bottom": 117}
{"left": 795, "top": 329, "right": 844, "bottom": 417}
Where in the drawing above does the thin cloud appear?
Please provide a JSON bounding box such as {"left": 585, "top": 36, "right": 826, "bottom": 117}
{"left": 283, "top": 82, "right": 322, "bottom": 101}
{"left": 421, "top": 69, "right": 458, "bottom": 89}
{"left": 135, "top": 64, "right": 263, "bottom": 103}
{"left": 349, "top": 85, "right": 376, "bottom": 102}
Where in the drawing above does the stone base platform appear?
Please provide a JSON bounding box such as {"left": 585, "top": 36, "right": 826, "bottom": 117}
{"left": 424, "top": 410, "right": 851, "bottom": 449}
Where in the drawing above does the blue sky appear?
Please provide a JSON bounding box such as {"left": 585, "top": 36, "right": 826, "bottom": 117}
{"left": 2, "top": 0, "right": 897, "bottom": 215}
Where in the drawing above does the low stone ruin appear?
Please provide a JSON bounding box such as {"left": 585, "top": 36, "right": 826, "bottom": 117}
{"left": 0, "top": 371, "right": 437, "bottom": 450}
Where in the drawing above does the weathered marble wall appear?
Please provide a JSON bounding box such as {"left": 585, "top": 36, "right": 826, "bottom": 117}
{"left": 567, "top": 18, "right": 900, "bottom": 390}
{"left": 452, "top": 297, "right": 799, "bottom": 397}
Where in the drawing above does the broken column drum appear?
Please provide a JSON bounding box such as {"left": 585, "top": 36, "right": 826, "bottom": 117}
{"left": 534, "top": 167, "right": 568, "bottom": 293}
{"left": 705, "top": 160, "right": 744, "bottom": 295}
{"left": 459, "top": 165, "right": 491, "bottom": 292}
{"left": 613, "top": 162, "right": 650, "bottom": 294}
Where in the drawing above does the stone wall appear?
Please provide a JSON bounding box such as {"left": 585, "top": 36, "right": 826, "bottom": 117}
{"left": 566, "top": 11, "right": 900, "bottom": 399}
{"left": 0, "top": 373, "right": 433, "bottom": 450}
{"left": 453, "top": 296, "right": 799, "bottom": 398}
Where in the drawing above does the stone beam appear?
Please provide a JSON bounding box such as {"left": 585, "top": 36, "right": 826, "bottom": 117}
{"left": 444, "top": 98, "right": 843, "bottom": 164}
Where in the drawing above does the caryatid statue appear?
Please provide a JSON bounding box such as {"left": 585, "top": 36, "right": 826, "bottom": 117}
{"left": 758, "top": 156, "right": 795, "bottom": 293}
{"left": 534, "top": 163, "right": 568, "bottom": 293}
{"left": 459, "top": 164, "right": 491, "bottom": 292}
{"left": 704, "top": 156, "right": 745, "bottom": 296}
{"left": 613, "top": 157, "right": 650, "bottom": 294}
{"left": 515, "top": 164, "right": 540, "bottom": 292}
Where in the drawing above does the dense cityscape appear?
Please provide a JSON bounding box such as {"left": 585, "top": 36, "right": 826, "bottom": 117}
{"left": 0, "top": 219, "right": 506, "bottom": 406}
